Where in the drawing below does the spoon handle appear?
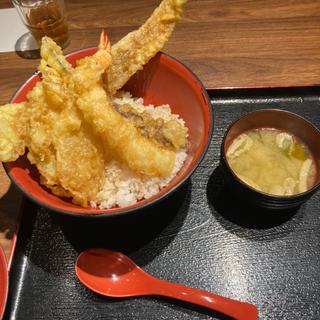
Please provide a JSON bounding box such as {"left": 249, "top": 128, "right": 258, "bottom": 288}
{"left": 151, "top": 278, "right": 258, "bottom": 320}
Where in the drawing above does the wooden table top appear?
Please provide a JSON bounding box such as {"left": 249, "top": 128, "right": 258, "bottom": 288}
{"left": 0, "top": 0, "right": 319, "bottom": 263}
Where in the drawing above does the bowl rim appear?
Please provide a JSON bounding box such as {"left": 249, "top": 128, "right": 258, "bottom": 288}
{"left": 221, "top": 108, "right": 320, "bottom": 199}
{"left": 4, "top": 49, "right": 213, "bottom": 218}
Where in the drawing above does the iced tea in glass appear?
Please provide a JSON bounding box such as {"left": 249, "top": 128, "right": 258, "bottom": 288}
{"left": 12, "top": 0, "right": 69, "bottom": 48}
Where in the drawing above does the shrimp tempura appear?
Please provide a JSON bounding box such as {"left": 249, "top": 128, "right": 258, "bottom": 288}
{"left": 75, "top": 32, "right": 176, "bottom": 177}
{"left": 77, "top": 85, "right": 176, "bottom": 177}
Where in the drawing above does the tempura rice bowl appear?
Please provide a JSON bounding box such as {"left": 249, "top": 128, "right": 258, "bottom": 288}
{"left": 4, "top": 49, "right": 213, "bottom": 217}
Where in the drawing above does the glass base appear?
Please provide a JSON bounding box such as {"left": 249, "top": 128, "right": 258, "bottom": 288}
{"left": 15, "top": 32, "right": 39, "bottom": 59}
{"left": 14, "top": 31, "right": 70, "bottom": 59}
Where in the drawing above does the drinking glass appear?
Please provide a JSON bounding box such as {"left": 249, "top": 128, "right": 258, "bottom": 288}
{"left": 12, "top": 0, "right": 69, "bottom": 48}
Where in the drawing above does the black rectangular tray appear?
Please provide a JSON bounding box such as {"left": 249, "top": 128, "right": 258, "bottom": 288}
{"left": 4, "top": 87, "right": 320, "bottom": 320}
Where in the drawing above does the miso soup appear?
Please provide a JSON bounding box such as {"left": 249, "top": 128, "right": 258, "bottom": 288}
{"left": 226, "top": 128, "right": 317, "bottom": 196}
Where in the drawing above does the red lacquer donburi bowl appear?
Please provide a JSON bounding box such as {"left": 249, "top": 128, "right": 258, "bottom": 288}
{"left": 4, "top": 50, "right": 213, "bottom": 217}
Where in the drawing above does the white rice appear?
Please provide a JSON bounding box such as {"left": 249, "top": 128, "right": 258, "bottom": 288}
{"left": 90, "top": 93, "right": 188, "bottom": 209}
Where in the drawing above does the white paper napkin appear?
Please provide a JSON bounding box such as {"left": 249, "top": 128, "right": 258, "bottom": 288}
{"left": 0, "top": 8, "right": 29, "bottom": 52}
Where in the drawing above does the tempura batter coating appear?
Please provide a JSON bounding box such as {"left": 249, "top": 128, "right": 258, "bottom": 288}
{"left": 54, "top": 118, "right": 106, "bottom": 205}
{"left": 25, "top": 81, "right": 63, "bottom": 191}
{"left": 36, "top": 36, "right": 108, "bottom": 206}
{"left": 73, "top": 31, "right": 112, "bottom": 93}
{"left": 26, "top": 82, "right": 72, "bottom": 197}
{"left": 0, "top": 103, "right": 27, "bottom": 162}
{"left": 105, "top": 0, "right": 188, "bottom": 94}
{"left": 77, "top": 85, "right": 176, "bottom": 177}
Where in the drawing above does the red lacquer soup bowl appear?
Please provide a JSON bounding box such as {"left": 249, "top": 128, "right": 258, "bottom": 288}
{"left": 4, "top": 50, "right": 213, "bottom": 217}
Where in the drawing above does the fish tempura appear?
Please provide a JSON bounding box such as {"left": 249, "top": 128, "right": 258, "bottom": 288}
{"left": 105, "top": 0, "right": 188, "bottom": 95}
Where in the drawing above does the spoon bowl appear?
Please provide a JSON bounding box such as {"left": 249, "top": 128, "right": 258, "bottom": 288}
{"left": 76, "top": 248, "right": 258, "bottom": 320}
{"left": 76, "top": 248, "right": 155, "bottom": 297}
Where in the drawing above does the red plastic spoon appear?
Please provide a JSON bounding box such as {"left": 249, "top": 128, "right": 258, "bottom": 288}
{"left": 75, "top": 248, "right": 258, "bottom": 320}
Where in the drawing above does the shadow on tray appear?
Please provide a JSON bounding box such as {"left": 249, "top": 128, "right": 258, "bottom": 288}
{"left": 59, "top": 181, "right": 192, "bottom": 262}
{"left": 14, "top": 180, "right": 192, "bottom": 276}
{"left": 206, "top": 165, "right": 304, "bottom": 241}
